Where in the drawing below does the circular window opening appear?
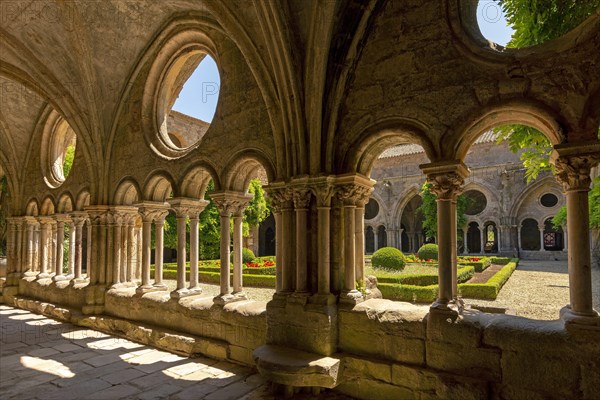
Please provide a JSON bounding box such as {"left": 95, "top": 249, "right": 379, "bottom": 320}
{"left": 41, "top": 112, "right": 76, "bottom": 189}
{"left": 364, "top": 199, "right": 379, "bottom": 220}
{"left": 464, "top": 190, "right": 487, "bottom": 215}
{"left": 540, "top": 193, "right": 558, "bottom": 208}
{"left": 159, "top": 54, "right": 220, "bottom": 151}
{"left": 476, "top": 1, "right": 513, "bottom": 46}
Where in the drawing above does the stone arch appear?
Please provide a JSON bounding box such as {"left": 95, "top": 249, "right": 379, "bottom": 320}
{"left": 143, "top": 171, "right": 176, "bottom": 202}
{"left": 25, "top": 198, "right": 39, "bottom": 216}
{"left": 39, "top": 108, "right": 76, "bottom": 189}
{"left": 114, "top": 178, "right": 142, "bottom": 206}
{"left": 40, "top": 196, "right": 56, "bottom": 216}
{"left": 339, "top": 118, "right": 435, "bottom": 176}
{"left": 393, "top": 185, "right": 422, "bottom": 223}
{"left": 75, "top": 189, "right": 91, "bottom": 211}
{"left": 454, "top": 100, "right": 565, "bottom": 161}
{"left": 221, "top": 150, "right": 276, "bottom": 192}
{"left": 180, "top": 162, "right": 220, "bottom": 199}
{"left": 509, "top": 175, "right": 560, "bottom": 221}
{"left": 56, "top": 192, "right": 75, "bottom": 213}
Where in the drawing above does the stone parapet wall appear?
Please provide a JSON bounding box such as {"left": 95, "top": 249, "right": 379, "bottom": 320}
{"left": 337, "top": 299, "right": 600, "bottom": 400}
{"left": 16, "top": 277, "right": 87, "bottom": 310}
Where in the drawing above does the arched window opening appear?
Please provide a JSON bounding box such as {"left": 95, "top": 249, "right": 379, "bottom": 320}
{"left": 464, "top": 190, "right": 487, "bottom": 216}
{"left": 543, "top": 218, "right": 564, "bottom": 251}
{"left": 42, "top": 111, "right": 77, "bottom": 189}
{"left": 377, "top": 225, "right": 387, "bottom": 249}
{"left": 476, "top": 1, "right": 513, "bottom": 46}
{"left": 484, "top": 222, "right": 498, "bottom": 253}
{"left": 521, "top": 218, "right": 541, "bottom": 251}
{"left": 364, "top": 199, "right": 379, "bottom": 220}
{"left": 400, "top": 224, "right": 410, "bottom": 253}
{"left": 467, "top": 222, "right": 481, "bottom": 253}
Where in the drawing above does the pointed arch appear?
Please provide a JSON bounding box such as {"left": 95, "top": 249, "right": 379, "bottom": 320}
{"left": 40, "top": 195, "right": 56, "bottom": 216}
{"left": 25, "top": 198, "right": 40, "bottom": 217}
{"left": 75, "top": 189, "right": 91, "bottom": 211}
{"left": 143, "top": 171, "right": 177, "bottom": 202}
{"left": 180, "top": 161, "right": 220, "bottom": 199}
{"left": 114, "top": 178, "right": 142, "bottom": 206}
{"left": 56, "top": 192, "right": 75, "bottom": 213}
{"left": 221, "top": 149, "right": 275, "bottom": 192}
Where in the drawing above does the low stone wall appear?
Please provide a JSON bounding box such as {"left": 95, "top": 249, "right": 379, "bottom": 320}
{"left": 17, "top": 277, "right": 88, "bottom": 310}
{"left": 104, "top": 288, "right": 267, "bottom": 366}
{"left": 337, "top": 299, "right": 600, "bottom": 400}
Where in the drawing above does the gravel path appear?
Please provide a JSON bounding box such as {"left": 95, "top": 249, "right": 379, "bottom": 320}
{"left": 468, "top": 260, "right": 570, "bottom": 320}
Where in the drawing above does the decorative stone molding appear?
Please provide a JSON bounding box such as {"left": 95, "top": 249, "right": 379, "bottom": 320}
{"left": 264, "top": 184, "right": 292, "bottom": 213}
{"left": 292, "top": 187, "right": 312, "bottom": 210}
{"left": 551, "top": 142, "right": 600, "bottom": 191}
{"left": 135, "top": 201, "right": 172, "bottom": 223}
{"left": 420, "top": 161, "right": 470, "bottom": 200}
{"left": 210, "top": 192, "right": 253, "bottom": 217}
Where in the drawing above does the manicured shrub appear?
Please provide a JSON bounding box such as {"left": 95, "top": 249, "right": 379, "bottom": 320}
{"left": 378, "top": 283, "right": 438, "bottom": 302}
{"left": 371, "top": 247, "right": 406, "bottom": 271}
{"left": 417, "top": 244, "right": 438, "bottom": 261}
{"left": 458, "top": 259, "right": 518, "bottom": 300}
{"left": 458, "top": 257, "right": 491, "bottom": 272}
{"left": 490, "top": 256, "right": 511, "bottom": 265}
{"left": 242, "top": 248, "right": 256, "bottom": 264}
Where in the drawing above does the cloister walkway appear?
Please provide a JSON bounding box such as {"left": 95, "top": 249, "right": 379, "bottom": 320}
{"left": 0, "top": 306, "right": 347, "bottom": 400}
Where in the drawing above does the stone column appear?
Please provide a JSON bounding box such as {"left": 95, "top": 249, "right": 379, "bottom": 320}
{"left": 450, "top": 199, "right": 458, "bottom": 299}
{"left": 281, "top": 195, "right": 295, "bottom": 293}
{"left": 24, "top": 217, "right": 37, "bottom": 274}
{"left": 563, "top": 225, "right": 568, "bottom": 251}
{"left": 37, "top": 217, "right": 52, "bottom": 278}
{"left": 211, "top": 192, "right": 252, "bottom": 304}
{"left": 153, "top": 210, "right": 169, "bottom": 289}
{"left": 399, "top": 228, "right": 404, "bottom": 252}
{"left": 52, "top": 215, "right": 69, "bottom": 281}
{"left": 86, "top": 220, "right": 92, "bottom": 276}
{"left": 266, "top": 186, "right": 289, "bottom": 295}
{"left": 517, "top": 224, "right": 522, "bottom": 251}
{"left": 552, "top": 144, "right": 600, "bottom": 326}
{"left": 187, "top": 200, "right": 209, "bottom": 293}
{"left": 232, "top": 202, "right": 249, "bottom": 297}
{"left": 480, "top": 226, "right": 485, "bottom": 254}
{"left": 67, "top": 220, "right": 75, "bottom": 277}
{"left": 70, "top": 212, "right": 87, "bottom": 282}
{"left": 293, "top": 188, "right": 311, "bottom": 295}
{"left": 15, "top": 218, "right": 23, "bottom": 276}
{"left": 355, "top": 199, "right": 368, "bottom": 284}
{"left": 137, "top": 208, "right": 154, "bottom": 293}
{"left": 421, "top": 161, "right": 468, "bottom": 313}
{"left": 313, "top": 181, "right": 335, "bottom": 303}
{"left": 539, "top": 225, "right": 546, "bottom": 251}
{"left": 109, "top": 211, "right": 123, "bottom": 286}
{"left": 126, "top": 216, "right": 136, "bottom": 284}
{"left": 85, "top": 206, "right": 110, "bottom": 286}
{"left": 50, "top": 221, "right": 57, "bottom": 278}
{"left": 169, "top": 200, "right": 191, "bottom": 299}
{"left": 5, "top": 219, "right": 15, "bottom": 277}
{"left": 373, "top": 230, "right": 379, "bottom": 252}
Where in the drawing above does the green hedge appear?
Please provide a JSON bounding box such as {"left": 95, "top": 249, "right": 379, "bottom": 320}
{"left": 458, "top": 259, "right": 518, "bottom": 300}
{"left": 371, "top": 247, "right": 406, "bottom": 270}
{"left": 160, "top": 265, "right": 277, "bottom": 276}
{"left": 490, "top": 256, "right": 511, "bottom": 265}
{"left": 458, "top": 257, "right": 491, "bottom": 272}
{"left": 417, "top": 244, "right": 438, "bottom": 261}
{"left": 151, "top": 269, "right": 276, "bottom": 288}
{"left": 375, "top": 266, "right": 474, "bottom": 286}
{"left": 378, "top": 283, "right": 438, "bottom": 303}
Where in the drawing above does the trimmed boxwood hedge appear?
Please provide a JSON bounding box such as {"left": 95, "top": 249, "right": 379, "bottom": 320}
{"left": 375, "top": 266, "right": 475, "bottom": 286}
{"left": 371, "top": 247, "right": 406, "bottom": 270}
{"left": 151, "top": 270, "right": 277, "bottom": 288}
{"left": 458, "top": 259, "right": 518, "bottom": 300}
{"left": 417, "top": 244, "right": 438, "bottom": 261}
{"left": 378, "top": 283, "right": 438, "bottom": 303}
{"left": 458, "top": 257, "right": 492, "bottom": 272}
{"left": 490, "top": 256, "right": 511, "bottom": 265}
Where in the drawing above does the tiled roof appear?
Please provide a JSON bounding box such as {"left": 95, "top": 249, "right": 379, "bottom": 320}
{"left": 378, "top": 130, "right": 499, "bottom": 159}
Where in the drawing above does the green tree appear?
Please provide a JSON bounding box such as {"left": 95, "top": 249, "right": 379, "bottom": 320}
{"left": 418, "top": 182, "right": 469, "bottom": 238}
{"left": 244, "top": 178, "right": 271, "bottom": 231}
{"left": 63, "top": 144, "right": 75, "bottom": 178}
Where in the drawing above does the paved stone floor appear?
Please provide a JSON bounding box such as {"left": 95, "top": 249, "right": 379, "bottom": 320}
{"left": 0, "top": 306, "right": 349, "bottom": 400}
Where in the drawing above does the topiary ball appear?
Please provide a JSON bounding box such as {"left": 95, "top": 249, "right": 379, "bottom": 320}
{"left": 417, "top": 244, "right": 438, "bottom": 261}
{"left": 371, "top": 247, "right": 406, "bottom": 271}
{"left": 242, "top": 247, "right": 256, "bottom": 264}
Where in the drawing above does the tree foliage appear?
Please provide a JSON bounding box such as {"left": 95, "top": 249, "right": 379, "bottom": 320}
{"left": 63, "top": 144, "right": 75, "bottom": 178}
{"left": 418, "top": 183, "right": 469, "bottom": 238}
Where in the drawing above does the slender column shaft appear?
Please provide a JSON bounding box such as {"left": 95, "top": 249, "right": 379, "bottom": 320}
{"left": 112, "top": 220, "right": 122, "bottom": 284}
{"left": 40, "top": 222, "right": 49, "bottom": 275}
{"left": 176, "top": 215, "right": 187, "bottom": 291}
{"left": 232, "top": 215, "right": 243, "bottom": 293}
{"left": 74, "top": 222, "right": 83, "bottom": 279}
{"left": 141, "top": 219, "right": 152, "bottom": 288}
{"left": 98, "top": 219, "right": 107, "bottom": 284}
{"left": 463, "top": 228, "right": 469, "bottom": 254}
{"left": 68, "top": 222, "right": 75, "bottom": 275}
{"left": 189, "top": 216, "right": 199, "bottom": 289}
{"left": 136, "top": 225, "right": 142, "bottom": 280}
{"left": 33, "top": 225, "right": 40, "bottom": 272}
{"left": 219, "top": 214, "right": 231, "bottom": 295}
{"left": 539, "top": 227, "right": 545, "bottom": 251}
{"left": 274, "top": 211, "right": 283, "bottom": 293}
{"left": 127, "top": 222, "right": 135, "bottom": 283}
{"left": 27, "top": 222, "right": 34, "bottom": 272}
{"left": 55, "top": 220, "right": 65, "bottom": 277}
{"left": 344, "top": 205, "right": 356, "bottom": 292}
{"left": 354, "top": 206, "right": 365, "bottom": 284}
{"left": 566, "top": 189, "right": 594, "bottom": 315}
{"left": 106, "top": 219, "right": 114, "bottom": 285}
{"left": 16, "top": 221, "right": 23, "bottom": 274}
{"left": 49, "top": 224, "right": 56, "bottom": 275}
{"left": 281, "top": 206, "right": 294, "bottom": 292}
{"left": 295, "top": 208, "right": 308, "bottom": 293}
{"left": 437, "top": 198, "right": 453, "bottom": 305}
{"left": 86, "top": 222, "right": 92, "bottom": 275}
{"left": 5, "top": 221, "right": 14, "bottom": 274}
{"left": 154, "top": 219, "right": 166, "bottom": 287}
{"left": 450, "top": 200, "right": 458, "bottom": 298}
{"left": 317, "top": 206, "right": 330, "bottom": 295}
{"left": 120, "top": 224, "right": 127, "bottom": 283}
{"left": 373, "top": 230, "right": 379, "bottom": 252}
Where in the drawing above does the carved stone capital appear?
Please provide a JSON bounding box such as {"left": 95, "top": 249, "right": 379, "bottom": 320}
{"left": 209, "top": 192, "right": 253, "bottom": 217}
{"left": 553, "top": 154, "right": 600, "bottom": 192}
{"left": 335, "top": 183, "right": 373, "bottom": 207}
{"left": 70, "top": 211, "right": 89, "bottom": 227}
{"left": 264, "top": 186, "right": 292, "bottom": 213}
{"left": 312, "top": 184, "right": 335, "bottom": 208}
{"left": 84, "top": 206, "right": 111, "bottom": 225}
{"left": 135, "top": 201, "right": 172, "bottom": 223}
{"left": 427, "top": 172, "right": 465, "bottom": 200}
{"left": 169, "top": 198, "right": 210, "bottom": 219}
{"left": 292, "top": 187, "right": 312, "bottom": 210}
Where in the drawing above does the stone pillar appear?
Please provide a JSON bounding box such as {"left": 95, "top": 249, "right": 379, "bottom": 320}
{"left": 169, "top": 200, "right": 190, "bottom": 299}
{"left": 37, "top": 217, "right": 52, "bottom": 278}
{"left": 336, "top": 179, "right": 372, "bottom": 304}
{"left": 50, "top": 221, "right": 57, "bottom": 278}
{"left": 355, "top": 198, "right": 369, "bottom": 284}
{"left": 552, "top": 143, "right": 600, "bottom": 327}
{"left": 137, "top": 209, "right": 154, "bottom": 292}
{"left": 86, "top": 220, "right": 92, "bottom": 275}
{"left": 450, "top": 199, "right": 458, "bottom": 298}
{"left": 83, "top": 206, "right": 110, "bottom": 314}
{"left": 266, "top": 186, "right": 290, "bottom": 295}
{"left": 539, "top": 225, "right": 546, "bottom": 251}
{"left": 232, "top": 211, "right": 245, "bottom": 295}
{"left": 67, "top": 220, "right": 75, "bottom": 276}
{"left": 187, "top": 200, "right": 208, "bottom": 293}
{"left": 70, "top": 212, "right": 87, "bottom": 282}
{"left": 313, "top": 182, "right": 335, "bottom": 304}
{"left": 563, "top": 225, "right": 568, "bottom": 251}
{"left": 52, "top": 215, "right": 69, "bottom": 281}
{"left": 480, "top": 226, "right": 485, "bottom": 254}
{"left": 373, "top": 230, "right": 379, "bottom": 252}
{"left": 24, "top": 217, "right": 37, "bottom": 274}
{"left": 293, "top": 188, "right": 311, "bottom": 294}
{"left": 211, "top": 192, "right": 253, "bottom": 304}
{"left": 517, "top": 224, "right": 522, "bottom": 251}
{"left": 421, "top": 161, "right": 468, "bottom": 313}
{"left": 109, "top": 211, "right": 123, "bottom": 286}
{"left": 126, "top": 216, "right": 136, "bottom": 284}
{"left": 399, "top": 228, "right": 404, "bottom": 252}
{"left": 153, "top": 210, "right": 169, "bottom": 289}
{"left": 15, "top": 218, "right": 23, "bottom": 276}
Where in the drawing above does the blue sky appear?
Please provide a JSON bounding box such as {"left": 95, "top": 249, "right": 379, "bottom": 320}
{"left": 173, "top": 3, "right": 514, "bottom": 122}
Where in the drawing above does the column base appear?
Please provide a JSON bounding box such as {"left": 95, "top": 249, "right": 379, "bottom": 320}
{"left": 170, "top": 288, "right": 191, "bottom": 299}
{"left": 36, "top": 273, "right": 51, "bottom": 280}
{"left": 188, "top": 286, "right": 203, "bottom": 295}
{"left": 52, "top": 275, "right": 68, "bottom": 282}
{"left": 213, "top": 293, "right": 246, "bottom": 305}
{"left": 429, "top": 299, "right": 460, "bottom": 321}
{"left": 152, "top": 283, "right": 169, "bottom": 291}
{"left": 232, "top": 291, "right": 248, "bottom": 300}
{"left": 339, "top": 290, "right": 364, "bottom": 305}
{"left": 70, "top": 277, "right": 88, "bottom": 286}
{"left": 560, "top": 306, "right": 600, "bottom": 329}
{"left": 135, "top": 284, "right": 166, "bottom": 295}
{"left": 288, "top": 292, "right": 310, "bottom": 305}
